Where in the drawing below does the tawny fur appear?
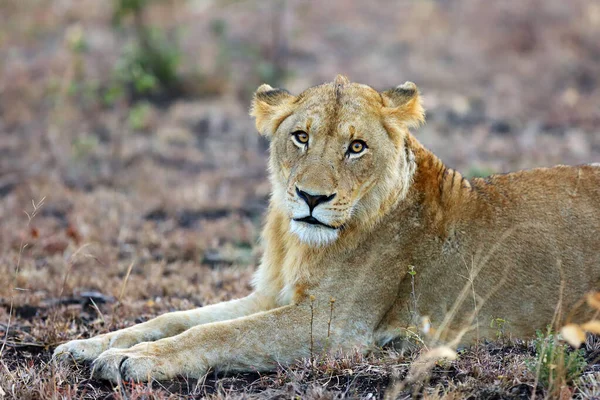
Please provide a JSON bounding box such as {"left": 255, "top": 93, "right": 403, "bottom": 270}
{"left": 54, "top": 76, "right": 600, "bottom": 383}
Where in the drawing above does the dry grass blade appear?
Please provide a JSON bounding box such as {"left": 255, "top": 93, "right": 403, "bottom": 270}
{"left": 384, "top": 346, "right": 457, "bottom": 400}
{"left": 89, "top": 298, "right": 106, "bottom": 324}
{"left": 0, "top": 197, "right": 46, "bottom": 359}
{"left": 118, "top": 261, "right": 136, "bottom": 304}
{"left": 110, "top": 260, "right": 136, "bottom": 329}
{"left": 411, "top": 346, "right": 457, "bottom": 367}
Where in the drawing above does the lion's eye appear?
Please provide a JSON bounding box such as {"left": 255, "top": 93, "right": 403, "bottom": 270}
{"left": 292, "top": 131, "right": 309, "bottom": 146}
{"left": 348, "top": 140, "right": 367, "bottom": 155}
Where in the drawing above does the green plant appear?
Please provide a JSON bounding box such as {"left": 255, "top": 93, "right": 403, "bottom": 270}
{"left": 408, "top": 265, "right": 418, "bottom": 326}
{"left": 465, "top": 165, "right": 495, "bottom": 179}
{"left": 112, "top": 0, "right": 152, "bottom": 25}
{"left": 111, "top": 0, "right": 182, "bottom": 98}
{"left": 127, "top": 102, "right": 152, "bottom": 131}
{"left": 526, "top": 328, "right": 587, "bottom": 395}
{"left": 102, "top": 83, "right": 126, "bottom": 106}
{"left": 490, "top": 317, "right": 508, "bottom": 341}
{"left": 65, "top": 24, "right": 88, "bottom": 54}
{"left": 120, "top": 29, "right": 181, "bottom": 93}
{"left": 71, "top": 135, "right": 100, "bottom": 160}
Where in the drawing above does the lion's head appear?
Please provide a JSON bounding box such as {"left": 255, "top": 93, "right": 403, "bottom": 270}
{"left": 250, "top": 75, "right": 425, "bottom": 246}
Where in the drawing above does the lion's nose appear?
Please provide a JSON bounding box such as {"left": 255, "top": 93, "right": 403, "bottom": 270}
{"left": 295, "top": 187, "right": 336, "bottom": 212}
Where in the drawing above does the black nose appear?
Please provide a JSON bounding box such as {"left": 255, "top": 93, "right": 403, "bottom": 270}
{"left": 296, "top": 187, "right": 336, "bottom": 212}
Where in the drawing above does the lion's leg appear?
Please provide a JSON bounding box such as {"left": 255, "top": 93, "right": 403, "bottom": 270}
{"left": 92, "top": 300, "right": 371, "bottom": 382}
{"left": 54, "top": 292, "right": 274, "bottom": 363}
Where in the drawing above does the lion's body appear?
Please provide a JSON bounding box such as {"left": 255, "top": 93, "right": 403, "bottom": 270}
{"left": 375, "top": 154, "right": 600, "bottom": 343}
{"left": 55, "top": 76, "right": 600, "bottom": 382}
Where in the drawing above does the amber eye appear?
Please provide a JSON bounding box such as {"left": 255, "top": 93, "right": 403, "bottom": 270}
{"left": 292, "top": 131, "right": 309, "bottom": 145}
{"left": 348, "top": 140, "right": 367, "bottom": 155}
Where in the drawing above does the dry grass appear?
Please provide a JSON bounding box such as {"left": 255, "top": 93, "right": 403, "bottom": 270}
{"left": 1, "top": 0, "right": 600, "bottom": 398}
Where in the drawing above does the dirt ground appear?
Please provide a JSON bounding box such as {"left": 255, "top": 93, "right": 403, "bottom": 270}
{"left": 1, "top": 0, "right": 599, "bottom": 398}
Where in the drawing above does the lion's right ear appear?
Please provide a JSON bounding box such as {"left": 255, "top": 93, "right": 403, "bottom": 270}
{"left": 250, "top": 84, "right": 296, "bottom": 138}
{"left": 381, "top": 82, "right": 425, "bottom": 129}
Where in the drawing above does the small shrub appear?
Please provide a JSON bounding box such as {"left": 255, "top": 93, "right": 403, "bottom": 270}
{"left": 111, "top": 0, "right": 182, "bottom": 99}
{"left": 526, "top": 329, "right": 587, "bottom": 395}
{"left": 116, "top": 29, "right": 181, "bottom": 95}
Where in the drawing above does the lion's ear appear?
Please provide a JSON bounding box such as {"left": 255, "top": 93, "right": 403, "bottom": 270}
{"left": 250, "top": 84, "right": 296, "bottom": 138}
{"left": 381, "top": 82, "right": 425, "bottom": 129}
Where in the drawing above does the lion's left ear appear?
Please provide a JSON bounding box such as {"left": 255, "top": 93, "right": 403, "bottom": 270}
{"left": 381, "top": 82, "right": 425, "bottom": 129}
{"left": 250, "top": 84, "right": 296, "bottom": 138}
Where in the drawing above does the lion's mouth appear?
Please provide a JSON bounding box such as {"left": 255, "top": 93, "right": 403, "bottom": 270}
{"left": 293, "top": 216, "right": 338, "bottom": 230}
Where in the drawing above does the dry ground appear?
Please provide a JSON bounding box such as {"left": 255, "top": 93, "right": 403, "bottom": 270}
{"left": 1, "top": 0, "right": 600, "bottom": 398}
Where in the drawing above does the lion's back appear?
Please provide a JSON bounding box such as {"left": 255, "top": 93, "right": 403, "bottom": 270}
{"left": 469, "top": 164, "right": 599, "bottom": 219}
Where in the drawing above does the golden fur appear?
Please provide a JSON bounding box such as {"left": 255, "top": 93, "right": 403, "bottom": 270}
{"left": 54, "top": 76, "right": 600, "bottom": 383}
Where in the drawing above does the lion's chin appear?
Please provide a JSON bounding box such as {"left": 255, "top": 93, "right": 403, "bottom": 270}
{"left": 289, "top": 220, "right": 339, "bottom": 247}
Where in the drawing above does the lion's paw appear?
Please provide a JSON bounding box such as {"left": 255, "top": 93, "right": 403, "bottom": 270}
{"left": 53, "top": 337, "right": 108, "bottom": 363}
{"left": 92, "top": 345, "right": 169, "bottom": 383}
{"left": 54, "top": 331, "right": 145, "bottom": 365}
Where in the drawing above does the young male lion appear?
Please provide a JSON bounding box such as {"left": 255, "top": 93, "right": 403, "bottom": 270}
{"left": 55, "top": 75, "right": 600, "bottom": 382}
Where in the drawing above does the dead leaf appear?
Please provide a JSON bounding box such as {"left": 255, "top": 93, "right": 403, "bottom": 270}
{"left": 43, "top": 239, "right": 68, "bottom": 255}
{"left": 560, "top": 323, "right": 586, "bottom": 348}
{"left": 66, "top": 224, "right": 81, "bottom": 244}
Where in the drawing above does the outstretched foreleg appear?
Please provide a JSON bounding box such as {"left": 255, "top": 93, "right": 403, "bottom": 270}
{"left": 91, "top": 297, "right": 371, "bottom": 382}
{"left": 54, "top": 292, "right": 274, "bottom": 363}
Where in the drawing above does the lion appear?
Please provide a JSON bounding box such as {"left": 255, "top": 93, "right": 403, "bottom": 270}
{"left": 54, "top": 75, "right": 600, "bottom": 383}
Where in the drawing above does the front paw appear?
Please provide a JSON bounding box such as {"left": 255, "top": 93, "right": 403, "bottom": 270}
{"left": 92, "top": 345, "right": 168, "bottom": 383}
{"left": 53, "top": 337, "right": 108, "bottom": 363}
{"left": 54, "top": 331, "right": 142, "bottom": 364}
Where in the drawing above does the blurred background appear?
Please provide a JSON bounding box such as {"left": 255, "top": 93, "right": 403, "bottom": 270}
{"left": 1, "top": 0, "right": 599, "bottom": 343}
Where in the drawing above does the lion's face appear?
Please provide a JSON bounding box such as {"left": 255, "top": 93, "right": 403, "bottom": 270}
{"left": 269, "top": 85, "right": 397, "bottom": 246}
{"left": 251, "top": 76, "right": 424, "bottom": 246}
